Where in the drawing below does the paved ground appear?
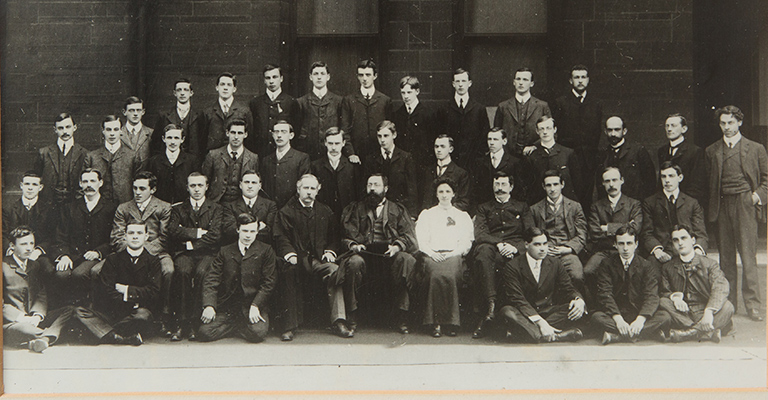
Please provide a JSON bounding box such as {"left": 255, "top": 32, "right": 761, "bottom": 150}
{"left": 3, "top": 251, "right": 767, "bottom": 398}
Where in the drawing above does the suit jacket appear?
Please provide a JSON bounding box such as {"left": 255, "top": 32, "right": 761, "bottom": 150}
{"left": 2, "top": 198, "right": 56, "bottom": 255}
{"left": 500, "top": 255, "right": 581, "bottom": 317}
{"left": 530, "top": 196, "right": 587, "bottom": 254}
{"left": 274, "top": 198, "right": 340, "bottom": 261}
{"left": 641, "top": 191, "right": 708, "bottom": 255}
{"left": 340, "top": 90, "right": 392, "bottom": 159}
{"left": 202, "top": 241, "right": 277, "bottom": 315}
{"left": 437, "top": 97, "right": 490, "bottom": 168}
{"left": 200, "top": 99, "right": 254, "bottom": 152}
{"left": 391, "top": 102, "right": 437, "bottom": 166}
{"left": 111, "top": 197, "right": 172, "bottom": 255}
{"left": 120, "top": 124, "right": 154, "bottom": 164}
{"left": 260, "top": 147, "right": 312, "bottom": 209}
{"left": 363, "top": 147, "right": 419, "bottom": 217}
{"left": 221, "top": 195, "right": 277, "bottom": 245}
{"left": 525, "top": 142, "right": 581, "bottom": 204}
{"left": 143, "top": 151, "right": 199, "bottom": 205}
{"left": 341, "top": 199, "right": 418, "bottom": 254}
{"left": 588, "top": 194, "right": 643, "bottom": 253}
{"left": 295, "top": 91, "right": 343, "bottom": 160}
{"left": 595, "top": 142, "right": 656, "bottom": 202}
{"left": 311, "top": 155, "right": 362, "bottom": 217}
{"left": 420, "top": 161, "right": 470, "bottom": 212}
{"left": 248, "top": 92, "right": 298, "bottom": 158}
{"left": 596, "top": 254, "right": 659, "bottom": 317}
{"left": 3, "top": 257, "right": 47, "bottom": 323}
{"left": 473, "top": 198, "right": 534, "bottom": 253}
{"left": 657, "top": 139, "right": 706, "bottom": 205}
{"left": 493, "top": 95, "right": 551, "bottom": 154}
{"left": 151, "top": 104, "right": 203, "bottom": 158}
{"left": 660, "top": 254, "right": 729, "bottom": 312}
{"left": 471, "top": 150, "right": 528, "bottom": 207}
{"left": 34, "top": 143, "right": 88, "bottom": 205}
{"left": 84, "top": 145, "right": 141, "bottom": 204}
{"left": 551, "top": 92, "right": 603, "bottom": 151}
{"left": 168, "top": 198, "right": 223, "bottom": 256}
{"left": 705, "top": 136, "right": 768, "bottom": 222}
{"left": 94, "top": 250, "right": 161, "bottom": 318}
{"left": 201, "top": 146, "right": 259, "bottom": 203}
{"left": 54, "top": 196, "right": 118, "bottom": 262}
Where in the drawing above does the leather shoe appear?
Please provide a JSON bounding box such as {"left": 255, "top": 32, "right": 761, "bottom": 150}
{"left": 554, "top": 328, "right": 583, "bottom": 342}
{"left": 748, "top": 308, "right": 764, "bottom": 322}
{"left": 397, "top": 322, "right": 410, "bottom": 335}
{"left": 170, "top": 327, "right": 184, "bottom": 342}
{"left": 28, "top": 337, "right": 49, "bottom": 353}
{"left": 445, "top": 326, "right": 457, "bottom": 337}
{"left": 708, "top": 329, "right": 722, "bottom": 344}
{"left": 431, "top": 325, "right": 442, "bottom": 338}
{"left": 332, "top": 321, "right": 353, "bottom": 338}
{"left": 126, "top": 333, "right": 143, "bottom": 346}
{"left": 281, "top": 331, "right": 294, "bottom": 341}
{"left": 101, "top": 331, "right": 127, "bottom": 345}
{"left": 601, "top": 331, "right": 621, "bottom": 345}
{"left": 188, "top": 327, "right": 197, "bottom": 341}
{"left": 159, "top": 321, "right": 173, "bottom": 337}
{"left": 669, "top": 328, "right": 701, "bottom": 343}
{"left": 657, "top": 330, "right": 668, "bottom": 343}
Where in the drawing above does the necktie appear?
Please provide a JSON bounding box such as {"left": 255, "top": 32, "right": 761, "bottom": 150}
{"left": 624, "top": 261, "right": 630, "bottom": 271}
{"left": 532, "top": 262, "right": 540, "bottom": 283}
{"left": 365, "top": 93, "right": 371, "bottom": 101}
{"left": 131, "top": 127, "right": 137, "bottom": 135}
{"left": 577, "top": 95, "right": 584, "bottom": 103}
{"left": 384, "top": 150, "right": 391, "bottom": 160}
{"left": 668, "top": 194, "right": 678, "bottom": 225}
{"left": 728, "top": 142, "right": 733, "bottom": 149}
{"left": 669, "top": 146, "right": 677, "bottom": 156}
{"left": 130, "top": 255, "right": 139, "bottom": 264}
{"left": 193, "top": 202, "right": 200, "bottom": 212}
{"left": 223, "top": 104, "right": 230, "bottom": 115}
{"left": 231, "top": 151, "right": 238, "bottom": 161}
{"left": 459, "top": 98, "right": 464, "bottom": 109}
{"left": 407, "top": 106, "right": 412, "bottom": 114}
{"left": 61, "top": 143, "right": 67, "bottom": 155}
{"left": 437, "top": 165, "right": 445, "bottom": 176}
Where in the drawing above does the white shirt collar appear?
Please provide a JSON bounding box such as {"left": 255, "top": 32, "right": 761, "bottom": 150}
{"left": 267, "top": 88, "right": 282, "bottom": 101}
{"left": 669, "top": 136, "right": 685, "bottom": 148}
{"left": 126, "top": 247, "right": 144, "bottom": 257}
{"left": 663, "top": 188, "right": 681, "bottom": 200}
{"left": 313, "top": 87, "right": 328, "bottom": 99}
{"left": 58, "top": 138, "right": 74, "bottom": 154}
{"left": 176, "top": 101, "right": 190, "bottom": 112}
{"left": 136, "top": 197, "right": 151, "bottom": 211}
{"left": 238, "top": 241, "right": 251, "bottom": 256}
{"left": 85, "top": 194, "right": 101, "bottom": 210}
{"left": 680, "top": 252, "right": 695, "bottom": 263}
{"left": 455, "top": 93, "right": 469, "bottom": 107}
{"left": 406, "top": 99, "right": 419, "bottom": 113}
{"left": 219, "top": 96, "right": 234, "bottom": 111}
{"left": 572, "top": 89, "right": 586, "bottom": 100}
{"left": 190, "top": 197, "right": 206, "bottom": 209}
{"left": 126, "top": 122, "right": 143, "bottom": 133}
{"left": 723, "top": 132, "right": 742, "bottom": 148}
{"left": 361, "top": 87, "right": 375, "bottom": 98}
{"left": 328, "top": 153, "right": 341, "bottom": 168}
{"left": 227, "top": 144, "right": 244, "bottom": 159}
{"left": 608, "top": 193, "right": 622, "bottom": 207}
{"left": 276, "top": 145, "right": 290, "bottom": 160}
{"left": 105, "top": 141, "right": 121, "bottom": 154}
{"left": 166, "top": 148, "right": 180, "bottom": 164}
{"left": 495, "top": 195, "right": 511, "bottom": 204}
{"left": 12, "top": 254, "right": 27, "bottom": 271}
{"left": 301, "top": 200, "right": 315, "bottom": 208}
{"left": 611, "top": 138, "right": 626, "bottom": 149}
{"left": 620, "top": 254, "right": 635, "bottom": 269}
{"left": 437, "top": 157, "right": 452, "bottom": 168}
{"left": 490, "top": 148, "right": 504, "bottom": 159}
{"left": 547, "top": 195, "right": 563, "bottom": 208}
{"left": 526, "top": 252, "right": 541, "bottom": 270}
{"left": 243, "top": 195, "right": 258, "bottom": 206}
{"left": 21, "top": 196, "right": 38, "bottom": 209}
{"left": 540, "top": 140, "right": 556, "bottom": 150}
{"left": 381, "top": 146, "right": 395, "bottom": 158}
{"left": 515, "top": 92, "right": 531, "bottom": 104}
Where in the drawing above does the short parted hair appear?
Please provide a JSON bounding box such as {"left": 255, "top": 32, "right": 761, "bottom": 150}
{"left": 434, "top": 176, "right": 457, "bottom": 194}
{"left": 164, "top": 123, "right": 183, "bottom": 136}
{"left": 125, "top": 219, "right": 148, "bottom": 232}
{"left": 368, "top": 172, "right": 388, "bottom": 187}
{"left": 435, "top": 133, "right": 454, "bottom": 147}
{"left": 263, "top": 63, "right": 283, "bottom": 76}
{"left": 715, "top": 105, "right": 744, "bottom": 122}
{"left": 602, "top": 166, "right": 623, "bottom": 179}
{"left": 666, "top": 113, "right": 687, "bottom": 127}
{"left": 659, "top": 161, "right": 683, "bottom": 177}
{"left": 324, "top": 126, "right": 345, "bottom": 141}
{"left": 453, "top": 68, "right": 471, "bottom": 80}
{"left": 523, "top": 227, "right": 548, "bottom": 243}
{"left": 492, "top": 171, "right": 514, "bottom": 186}
{"left": 570, "top": 64, "right": 589, "bottom": 75}
{"left": 606, "top": 115, "right": 626, "bottom": 130}
{"left": 543, "top": 169, "right": 564, "bottom": 184}
{"left": 226, "top": 118, "right": 247, "bottom": 132}
{"left": 236, "top": 212, "right": 258, "bottom": 228}
{"left": 399, "top": 75, "right": 420, "bottom": 90}
{"left": 21, "top": 171, "right": 43, "bottom": 183}
{"left": 217, "top": 72, "right": 236, "bottom": 86}
{"left": 488, "top": 127, "right": 506, "bottom": 139}
{"left": 671, "top": 224, "right": 695, "bottom": 239}
{"left": 133, "top": 171, "right": 158, "bottom": 190}
{"left": 55, "top": 112, "right": 75, "bottom": 125}
{"left": 241, "top": 169, "right": 261, "bottom": 180}
{"left": 614, "top": 225, "right": 637, "bottom": 241}
{"left": 123, "top": 96, "right": 144, "bottom": 109}
{"left": 537, "top": 115, "right": 556, "bottom": 126}
{"left": 515, "top": 67, "right": 534, "bottom": 81}
{"left": 296, "top": 173, "right": 320, "bottom": 189}
{"left": 9, "top": 226, "right": 34, "bottom": 244}
{"left": 272, "top": 120, "right": 294, "bottom": 132}
{"left": 187, "top": 171, "right": 208, "bottom": 184}
{"left": 101, "top": 115, "right": 120, "bottom": 129}
{"left": 357, "top": 59, "right": 377, "bottom": 74}
{"left": 81, "top": 168, "right": 103, "bottom": 181}
{"left": 377, "top": 120, "right": 397, "bottom": 135}
{"left": 174, "top": 78, "right": 192, "bottom": 91}
{"left": 310, "top": 61, "right": 329, "bottom": 74}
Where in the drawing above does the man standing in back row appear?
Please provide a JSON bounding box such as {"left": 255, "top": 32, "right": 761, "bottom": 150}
{"left": 494, "top": 67, "right": 551, "bottom": 157}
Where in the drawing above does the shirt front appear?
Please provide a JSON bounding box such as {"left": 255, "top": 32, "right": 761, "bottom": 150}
{"left": 515, "top": 92, "right": 531, "bottom": 104}
{"left": 85, "top": 194, "right": 101, "bottom": 212}
{"left": 375, "top": 199, "right": 386, "bottom": 218}
{"left": 526, "top": 252, "right": 542, "bottom": 283}
{"left": 328, "top": 153, "right": 341, "bottom": 170}
{"left": 276, "top": 145, "right": 290, "bottom": 161}
{"left": 722, "top": 132, "right": 742, "bottom": 148}
{"left": 572, "top": 89, "right": 586, "bottom": 102}
{"left": 406, "top": 99, "right": 420, "bottom": 114}
{"left": 166, "top": 148, "right": 180, "bottom": 165}
{"left": 238, "top": 242, "right": 250, "bottom": 256}
{"left": 227, "top": 144, "right": 244, "bottom": 160}
{"left": 21, "top": 196, "right": 38, "bottom": 210}
{"left": 219, "top": 97, "right": 234, "bottom": 113}
{"left": 361, "top": 87, "right": 375, "bottom": 99}
{"left": 312, "top": 87, "right": 328, "bottom": 99}
{"left": 176, "top": 102, "right": 190, "bottom": 120}
{"left": 12, "top": 254, "right": 27, "bottom": 272}
{"left": 242, "top": 195, "right": 258, "bottom": 208}
{"left": 58, "top": 138, "right": 74, "bottom": 155}
{"left": 381, "top": 146, "right": 395, "bottom": 160}
{"left": 546, "top": 195, "right": 563, "bottom": 212}
{"left": 662, "top": 188, "right": 681, "bottom": 203}
{"left": 190, "top": 197, "right": 205, "bottom": 210}
{"left": 620, "top": 254, "right": 635, "bottom": 271}
{"left": 455, "top": 93, "right": 469, "bottom": 108}
{"left": 608, "top": 193, "right": 622, "bottom": 210}
{"left": 490, "top": 149, "right": 504, "bottom": 168}
{"left": 267, "top": 88, "right": 282, "bottom": 102}
{"left": 126, "top": 122, "right": 144, "bottom": 135}
{"left": 105, "top": 141, "right": 121, "bottom": 154}
{"left": 610, "top": 138, "right": 626, "bottom": 151}
{"left": 136, "top": 198, "right": 151, "bottom": 213}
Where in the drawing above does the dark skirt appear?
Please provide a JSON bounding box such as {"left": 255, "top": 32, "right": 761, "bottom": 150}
{"left": 419, "top": 255, "right": 464, "bottom": 326}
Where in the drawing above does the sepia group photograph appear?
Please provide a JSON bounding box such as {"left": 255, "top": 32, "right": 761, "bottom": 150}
{"left": 1, "top": 0, "right": 767, "bottom": 398}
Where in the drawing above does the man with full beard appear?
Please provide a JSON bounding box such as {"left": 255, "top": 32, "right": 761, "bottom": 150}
{"left": 339, "top": 173, "right": 417, "bottom": 334}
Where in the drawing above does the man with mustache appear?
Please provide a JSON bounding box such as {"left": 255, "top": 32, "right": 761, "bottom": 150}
{"left": 594, "top": 116, "right": 655, "bottom": 202}
{"left": 84, "top": 115, "right": 141, "bottom": 204}
{"left": 260, "top": 120, "right": 312, "bottom": 209}
{"left": 52, "top": 169, "right": 118, "bottom": 306}
{"left": 470, "top": 172, "right": 534, "bottom": 338}
{"left": 340, "top": 173, "right": 418, "bottom": 334}
{"left": 311, "top": 127, "right": 362, "bottom": 217}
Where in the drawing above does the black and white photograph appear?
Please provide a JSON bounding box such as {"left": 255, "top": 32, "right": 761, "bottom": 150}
{"left": 1, "top": 0, "right": 766, "bottom": 398}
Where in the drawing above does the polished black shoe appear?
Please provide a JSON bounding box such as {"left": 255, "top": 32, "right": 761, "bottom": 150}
{"left": 159, "top": 321, "right": 173, "bottom": 337}
{"left": 554, "top": 328, "right": 584, "bottom": 342}
{"left": 431, "top": 325, "right": 442, "bottom": 338}
{"left": 601, "top": 331, "right": 621, "bottom": 345}
{"left": 170, "top": 327, "right": 184, "bottom": 342}
{"left": 397, "top": 322, "right": 410, "bottom": 335}
{"left": 127, "top": 333, "right": 144, "bottom": 346}
{"left": 188, "top": 329, "right": 197, "bottom": 341}
{"left": 669, "top": 328, "right": 701, "bottom": 343}
{"left": 347, "top": 313, "right": 358, "bottom": 335}
{"left": 281, "top": 330, "right": 294, "bottom": 341}
{"left": 101, "top": 331, "right": 127, "bottom": 345}
{"left": 748, "top": 308, "right": 764, "bottom": 322}
{"left": 332, "top": 321, "right": 354, "bottom": 338}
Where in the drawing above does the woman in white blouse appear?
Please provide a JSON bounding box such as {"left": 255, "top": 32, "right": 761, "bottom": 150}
{"left": 415, "top": 178, "right": 474, "bottom": 337}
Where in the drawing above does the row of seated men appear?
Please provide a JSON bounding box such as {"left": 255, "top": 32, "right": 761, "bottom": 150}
{"left": 2, "top": 161, "right": 735, "bottom": 352}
